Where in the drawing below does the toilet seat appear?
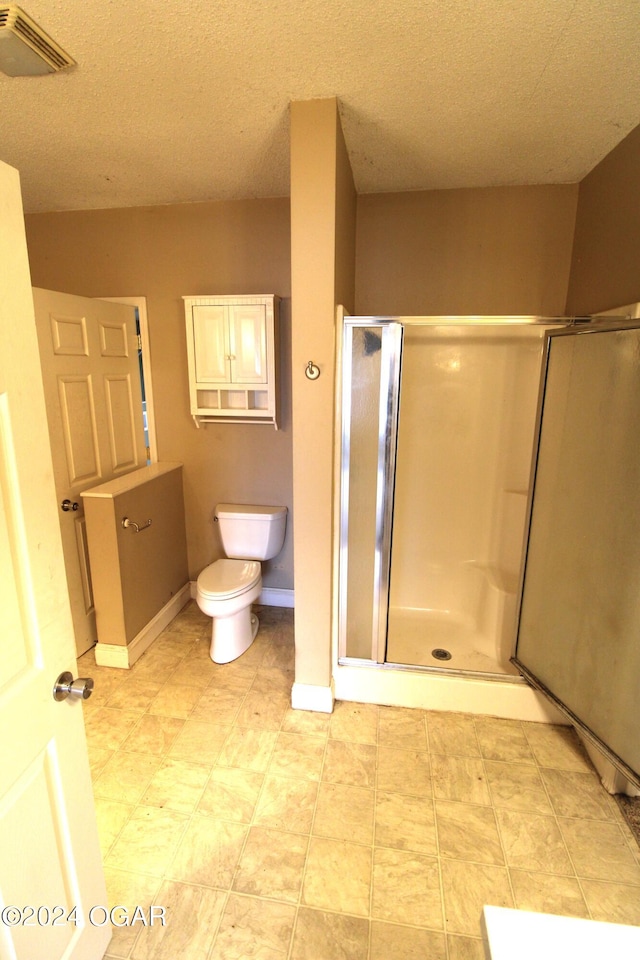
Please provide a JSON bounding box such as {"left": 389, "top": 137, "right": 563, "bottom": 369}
{"left": 197, "top": 558, "right": 261, "bottom": 601}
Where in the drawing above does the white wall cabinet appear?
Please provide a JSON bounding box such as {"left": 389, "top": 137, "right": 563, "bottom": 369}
{"left": 183, "top": 295, "right": 280, "bottom": 426}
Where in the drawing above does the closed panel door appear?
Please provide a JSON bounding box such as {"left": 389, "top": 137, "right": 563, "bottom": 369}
{"left": 228, "top": 304, "right": 267, "bottom": 382}
{"left": 192, "top": 304, "right": 229, "bottom": 382}
{"left": 0, "top": 159, "right": 109, "bottom": 960}
{"left": 33, "top": 289, "right": 146, "bottom": 657}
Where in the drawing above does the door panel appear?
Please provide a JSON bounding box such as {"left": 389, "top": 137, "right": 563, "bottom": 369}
{"left": 229, "top": 304, "right": 267, "bottom": 382}
{"left": 33, "top": 289, "right": 147, "bottom": 657}
{"left": 98, "top": 317, "right": 129, "bottom": 357}
{"left": 0, "top": 159, "right": 109, "bottom": 960}
{"left": 1, "top": 752, "right": 78, "bottom": 960}
{"left": 51, "top": 313, "right": 88, "bottom": 355}
{"left": 192, "top": 305, "right": 228, "bottom": 381}
{"left": 104, "top": 374, "right": 139, "bottom": 472}
{"left": 58, "top": 376, "right": 102, "bottom": 485}
{"left": 514, "top": 322, "right": 640, "bottom": 785}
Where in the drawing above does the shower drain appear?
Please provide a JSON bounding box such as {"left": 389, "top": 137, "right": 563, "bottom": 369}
{"left": 431, "top": 648, "right": 452, "bottom": 661}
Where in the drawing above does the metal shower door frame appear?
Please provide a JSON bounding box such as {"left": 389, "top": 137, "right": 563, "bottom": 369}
{"left": 338, "top": 314, "right": 569, "bottom": 668}
{"left": 338, "top": 317, "right": 403, "bottom": 663}
{"left": 513, "top": 318, "right": 640, "bottom": 788}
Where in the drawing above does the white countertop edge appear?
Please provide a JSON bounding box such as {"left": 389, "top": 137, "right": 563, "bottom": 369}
{"left": 482, "top": 905, "right": 640, "bottom": 959}
{"left": 81, "top": 462, "right": 183, "bottom": 499}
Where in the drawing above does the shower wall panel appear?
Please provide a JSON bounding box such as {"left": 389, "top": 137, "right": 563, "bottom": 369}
{"left": 389, "top": 326, "right": 544, "bottom": 630}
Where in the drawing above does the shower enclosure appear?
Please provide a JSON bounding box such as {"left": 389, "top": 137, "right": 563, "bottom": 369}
{"left": 339, "top": 316, "right": 556, "bottom": 675}
{"left": 338, "top": 313, "right": 640, "bottom": 788}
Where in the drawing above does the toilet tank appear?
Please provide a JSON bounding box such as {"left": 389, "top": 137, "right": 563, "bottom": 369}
{"left": 215, "top": 503, "right": 287, "bottom": 560}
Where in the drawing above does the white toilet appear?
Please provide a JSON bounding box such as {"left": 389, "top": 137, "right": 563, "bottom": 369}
{"left": 196, "top": 503, "right": 287, "bottom": 663}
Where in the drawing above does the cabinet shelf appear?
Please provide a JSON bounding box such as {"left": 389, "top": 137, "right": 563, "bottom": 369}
{"left": 183, "top": 295, "right": 280, "bottom": 427}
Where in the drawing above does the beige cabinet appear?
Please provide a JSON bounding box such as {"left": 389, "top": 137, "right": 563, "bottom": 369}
{"left": 184, "top": 295, "right": 280, "bottom": 426}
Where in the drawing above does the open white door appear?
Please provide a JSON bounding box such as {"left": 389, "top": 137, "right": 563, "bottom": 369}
{"left": 0, "top": 162, "right": 109, "bottom": 958}
{"left": 32, "top": 289, "right": 147, "bottom": 657}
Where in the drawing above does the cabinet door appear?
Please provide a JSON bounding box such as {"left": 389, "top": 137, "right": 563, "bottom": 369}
{"left": 192, "top": 305, "right": 229, "bottom": 382}
{"left": 228, "top": 304, "right": 267, "bottom": 383}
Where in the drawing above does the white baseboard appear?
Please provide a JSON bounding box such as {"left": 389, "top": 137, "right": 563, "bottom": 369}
{"left": 189, "top": 580, "right": 294, "bottom": 608}
{"left": 291, "top": 680, "right": 335, "bottom": 714}
{"left": 94, "top": 583, "right": 192, "bottom": 669}
{"left": 259, "top": 586, "right": 294, "bottom": 608}
{"left": 94, "top": 642, "right": 131, "bottom": 669}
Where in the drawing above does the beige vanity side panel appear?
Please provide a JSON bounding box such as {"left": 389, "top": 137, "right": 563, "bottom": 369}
{"left": 117, "top": 467, "right": 188, "bottom": 643}
{"left": 83, "top": 495, "right": 127, "bottom": 645}
{"left": 84, "top": 465, "right": 188, "bottom": 647}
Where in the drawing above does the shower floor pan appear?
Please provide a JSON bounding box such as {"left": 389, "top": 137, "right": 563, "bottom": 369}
{"left": 386, "top": 607, "right": 520, "bottom": 678}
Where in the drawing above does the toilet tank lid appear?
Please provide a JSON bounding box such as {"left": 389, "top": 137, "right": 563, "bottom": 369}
{"left": 215, "top": 503, "right": 287, "bottom": 520}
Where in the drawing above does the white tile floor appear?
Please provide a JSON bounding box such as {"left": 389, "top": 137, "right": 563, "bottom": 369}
{"left": 79, "top": 602, "right": 640, "bottom": 959}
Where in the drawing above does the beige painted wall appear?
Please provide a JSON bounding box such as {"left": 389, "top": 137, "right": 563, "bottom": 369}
{"left": 566, "top": 124, "right": 640, "bottom": 315}
{"left": 24, "top": 198, "right": 293, "bottom": 587}
{"left": 290, "top": 99, "right": 356, "bottom": 690}
{"left": 355, "top": 184, "right": 579, "bottom": 317}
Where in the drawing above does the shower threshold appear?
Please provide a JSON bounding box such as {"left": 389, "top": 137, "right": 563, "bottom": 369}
{"left": 381, "top": 658, "right": 525, "bottom": 684}
{"left": 333, "top": 655, "right": 554, "bottom": 721}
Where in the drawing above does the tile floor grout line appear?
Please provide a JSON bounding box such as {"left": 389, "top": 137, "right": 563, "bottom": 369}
{"left": 253, "top": 611, "right": 300, "bottom": 960}
{"left": 295, "top": 712, "right": 338, "bottom": 937}
{"left": 424, "top": 709, "right": 452, "bottom": 956}
{"left": 540, "top": 750, "right": 593, "bottom": 901}
{"left": 477, "top": 722, "right": 522, "bottom": 918}
{"left": 287, "top": 737, "right": 324, "bottom": 960}
{"left": 230, "top": 677, "right": 289, "bottom": 880}
{"left": 198, "top": 615, "right": 279, "bottom": 956}
{"left": 203, "top": 887, "right": 232, "bottom": 960}
{"left": 516, "top": 720, "right": 597, "bottom": 921}
{"left": 214, "top": 631, "right": 300, "bottom": 960}
{"left": 367, "top": 703, "right": 382, "bottom": 956}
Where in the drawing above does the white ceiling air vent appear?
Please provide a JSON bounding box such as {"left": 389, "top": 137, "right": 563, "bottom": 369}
{"left": 0, "top": 4, "right": 75, "bottom": 76}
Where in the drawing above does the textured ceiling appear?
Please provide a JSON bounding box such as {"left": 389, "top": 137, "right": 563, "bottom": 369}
{"left": 2, "top": 0, "right": 640, "bottom": 213}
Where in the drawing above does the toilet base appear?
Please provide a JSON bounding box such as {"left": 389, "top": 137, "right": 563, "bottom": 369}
{"left": 210, "top": 605, "right": 259, "bottom": 664}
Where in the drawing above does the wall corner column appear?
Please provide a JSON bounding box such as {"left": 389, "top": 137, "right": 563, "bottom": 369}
{"left": 289, "top": 98, "right": 356, "bottom": 703}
